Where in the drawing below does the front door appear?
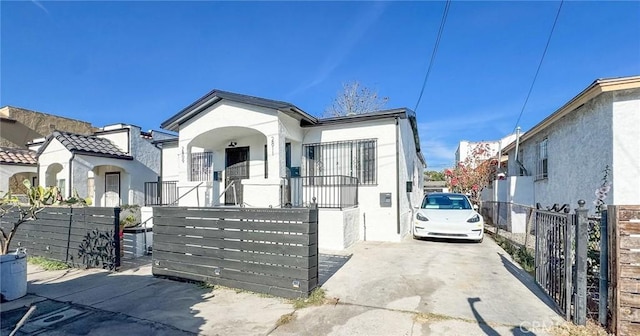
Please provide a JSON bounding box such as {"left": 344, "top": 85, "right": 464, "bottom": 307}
{"left": 105, "top": 172, "right": 121, "bottom": 207}
{"left": 225, "top": 147, "right": 249, "bottom": 205}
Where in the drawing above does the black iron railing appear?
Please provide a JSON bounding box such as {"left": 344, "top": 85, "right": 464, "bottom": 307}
{"left": 288, "top": 175, "right": 358, "bottom": 209}
{"left": 144, "top": 181, "right": 178, "bottom": 206}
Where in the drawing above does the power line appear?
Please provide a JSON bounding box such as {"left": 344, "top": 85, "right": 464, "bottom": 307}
{"left": 414, "top": 0, "right": 451, "bottom": 112}
{"left": 513, "top": 0, "right": 564, "bottom": 132}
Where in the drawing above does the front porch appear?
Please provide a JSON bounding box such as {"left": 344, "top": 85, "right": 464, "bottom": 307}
{"left": 144, "top": 175, "right": 359, "bottom": 209}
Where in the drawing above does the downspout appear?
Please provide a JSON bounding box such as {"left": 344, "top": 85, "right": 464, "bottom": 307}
{"left": 395, "top": 117, "right": 401, "bottom": 234}
{"left": 68, "top": 153, "right": 75, "bottom": 198}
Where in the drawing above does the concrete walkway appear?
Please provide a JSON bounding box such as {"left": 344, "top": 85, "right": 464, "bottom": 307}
{"left": 1, "top": 237, "right": 564, "bottom": 336}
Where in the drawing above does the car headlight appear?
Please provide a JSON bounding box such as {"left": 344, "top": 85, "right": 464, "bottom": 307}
{"left": 416, "top": 213, "right": 429, "bottom": 221}
{"left": 467, "top": 214, "right": 481, "bottom": 223}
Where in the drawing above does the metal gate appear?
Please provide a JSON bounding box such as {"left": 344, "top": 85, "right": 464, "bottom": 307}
{"left": 535, "top": 208, "right": 576, "bottom": 319}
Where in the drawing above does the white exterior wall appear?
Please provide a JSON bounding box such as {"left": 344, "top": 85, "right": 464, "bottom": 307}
{"left": 303, "top": 119, "right": 399, "bottom": 242}
{"left": 508, "top": 92, "right": 614, "bottom": 214}
{"left": 160, "top": 142, "right": 180, "bottom": 182}
{"left": 318, "top": 207, "right": 360, "bottom": 251}
{"left": 97, "top": 130, "right": 130, "bottom": 154}
{"left": 129, "top": 126, "right": 161, "bottom": 177}
{"left": 398, "top": 118, "right": 425, "bottom": 239}
{"left": 38, "top": 138, "right": 72, "bottom": 196}
{"left": 611, "top": 88, "right": 640, "bottom": 205}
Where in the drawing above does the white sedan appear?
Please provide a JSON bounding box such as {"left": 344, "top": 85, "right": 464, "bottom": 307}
{"left": 413, "top": 193, "right": 484, "bottom": 242}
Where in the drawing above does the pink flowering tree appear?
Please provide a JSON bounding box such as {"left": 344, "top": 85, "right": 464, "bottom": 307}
{"left": 445, "top": 143, "right": 498, "bottom": 204}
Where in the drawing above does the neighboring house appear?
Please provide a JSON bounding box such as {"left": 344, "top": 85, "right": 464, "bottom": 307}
{"left": 31, "top": 124, "right": 170, "bottom": 207}
{"left": 485, "top": 75, "right": 640, "bottom": 231}
{"left": 0, "top": 106, "right": 96, "bottom": 195}
{"left": 424, "top": 180, "right": 449, "bottom": 194}
{"left": 455, "top": 134, "right": 516, "bottom": 168}
{"left": 153, "top": 89, "right": 425, "bottom": 249}
{"left": 0, "top": 106, "right": 95, "bottom": 149}
{"left": 0, "top": 147, "right": 37, "bottom": 195}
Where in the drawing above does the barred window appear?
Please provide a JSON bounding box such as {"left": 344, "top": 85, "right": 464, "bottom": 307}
{"left": 536, "top": 139, "right": 548, "bottom": 180}
{"left": 303, "top": 139, "right": 377, "bottom": 184}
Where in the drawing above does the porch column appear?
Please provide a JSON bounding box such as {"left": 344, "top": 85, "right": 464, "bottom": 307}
{"left": 267, "top": 124, "right": 286, "bottom": 179}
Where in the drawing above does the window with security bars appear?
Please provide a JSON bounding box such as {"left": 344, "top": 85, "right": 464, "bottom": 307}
{"left": 303, "top": 139, "right": 377, "bottom": 184}
{"left": 536, "top": 139, "right": 548, "bottom": 180}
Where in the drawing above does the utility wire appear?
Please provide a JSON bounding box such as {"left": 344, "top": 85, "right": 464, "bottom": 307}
{"left": 414, "top": 0, "right": 451, "bottom": 112}
{"left": 513, "top": 0, "right": 564, "bottom": 132}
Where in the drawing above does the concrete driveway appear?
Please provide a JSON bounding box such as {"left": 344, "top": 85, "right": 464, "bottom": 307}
{"left": 2, "top": 237, "right": 563, "bottom": 336}
{"left": 273, "top": 237, "right": 564, "bottom": 336}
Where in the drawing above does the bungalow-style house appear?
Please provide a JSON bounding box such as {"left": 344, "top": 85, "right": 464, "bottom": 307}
{"left": 484, "top": 75, "right": 640, "bottom": 231}
{"left": 152, "top": 89, "right": 425, "bottom": 249}
{"left": 0, "top": 147, "right": 37, "bottom": 195}
{"left": 30, "top": 124, "right": 173, "bottom": 207}
{"left": 0, "top": 106, "right": 96, "bottom": 195}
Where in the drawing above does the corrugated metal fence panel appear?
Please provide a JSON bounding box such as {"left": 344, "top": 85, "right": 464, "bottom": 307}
{"left": 1, "top": 207, "right": 120, "bottom": 270}
{"left": 152, "top": 206, "right": 319, "bottom": 299}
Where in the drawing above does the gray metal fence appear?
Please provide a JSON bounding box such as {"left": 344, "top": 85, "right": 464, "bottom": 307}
{"left": 1, "top": 207, "right": 121, "bottom": 270}
{"left": 152, "top": 206, "right": 319, "bottom": 298}
{"left": 534, "top": 207, "right": 575, "bottom": 320}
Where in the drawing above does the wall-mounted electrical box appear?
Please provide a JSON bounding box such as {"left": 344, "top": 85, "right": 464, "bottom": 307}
{"left": 213, "top": 171, "right": 222, "bottom": 181}
{"left": 380, "top": 192, "right": 392, "bottom": 207}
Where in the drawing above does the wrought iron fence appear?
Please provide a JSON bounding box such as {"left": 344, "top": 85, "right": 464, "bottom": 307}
{"left": 144, "top": 181, "right": 178, "bottom": 206}
{"left": 534, "top": 208, "right": 575, "bottom": 320}
{"left": 288, "top": 175, "right": 358, "bottom": 209}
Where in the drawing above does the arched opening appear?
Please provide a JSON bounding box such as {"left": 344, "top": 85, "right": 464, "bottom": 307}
{"left": 92, "top": 165, "right": 127, "bottom": 207}
{"left": 45, "top": 163, "right": 65, "bottom": 190}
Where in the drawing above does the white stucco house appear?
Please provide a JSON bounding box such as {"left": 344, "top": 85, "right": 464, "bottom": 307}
{"left": 484, "top": 75, "right": 640, "bottom": 231}
{"left": 151, "top": 89, "right": 426, "bottom": 249}
{"left": 31, "top": 124, "right": 173, "bottom": 207}
{"left": 0, "top": 147, "right": 37, "bottom": 195}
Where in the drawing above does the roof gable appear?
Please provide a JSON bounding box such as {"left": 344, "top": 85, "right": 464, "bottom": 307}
{"left": 37, "top": 131, "right": 133, "bottom": 160}
{"left": 160, "top": 89, "right": 317, "bottom": 132}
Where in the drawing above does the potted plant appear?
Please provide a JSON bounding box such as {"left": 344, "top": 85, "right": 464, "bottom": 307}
{"left": 0, "top": 181, "right": 89, "bottom": 301}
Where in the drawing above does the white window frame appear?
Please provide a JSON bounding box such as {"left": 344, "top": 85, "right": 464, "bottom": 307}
{"left": 536, "top": 139, "right": 548, "bottom": 180}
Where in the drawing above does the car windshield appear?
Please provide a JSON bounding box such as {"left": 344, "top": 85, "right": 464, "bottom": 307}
{"left": 421, "top": 194, "right": 472, "bottom": 210}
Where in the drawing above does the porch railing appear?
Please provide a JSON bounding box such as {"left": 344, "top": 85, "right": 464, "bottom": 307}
{"left": 288, "top": 175, "right": 358, "bottom": 209}
{"left": 144, "top": 181, "right": 178, "bottom": 206}
{"left": 189, "top": 152, "right": 214, "bottom": 181}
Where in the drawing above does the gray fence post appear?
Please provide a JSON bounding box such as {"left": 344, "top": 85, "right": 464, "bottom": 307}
{"left": 574, "top": 200, "right": 589, "bottom": 325}
{"left": 114, "top": 207, "right": 121, "bottom": 270}
{"left": 599, "top": 208, "right": 608, "bottom": 326}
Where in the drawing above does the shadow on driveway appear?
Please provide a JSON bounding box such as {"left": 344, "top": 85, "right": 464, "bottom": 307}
{"left": 468, "top": 297, "right": 537, "bottom": 336}
{"left": 498, "top": 252, "right": 562, "bottom": 315}
{"left": 318, "top": 253, "right": 352, "bottom": 286}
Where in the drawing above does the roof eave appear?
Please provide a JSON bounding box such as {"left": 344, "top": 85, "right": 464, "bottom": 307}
{"left": 507, "top": 75, "right": 640, "bottom": 150}
{"left": 74, "top": 151, "right": 134, "bottom": 160}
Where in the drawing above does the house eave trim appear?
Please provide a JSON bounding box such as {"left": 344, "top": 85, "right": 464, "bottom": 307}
{"left": 503, "top": 75, "right": 640, "bottom": 152}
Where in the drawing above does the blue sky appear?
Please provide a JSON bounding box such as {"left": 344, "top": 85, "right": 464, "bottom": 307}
{"left": 2, "top": 1, "right": 639, "bottom": 170}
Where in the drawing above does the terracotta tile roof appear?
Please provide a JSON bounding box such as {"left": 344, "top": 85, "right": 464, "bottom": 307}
{"left": 41, "top": 131, "right": 132, "bottom": 159}
{"left": 0, "top": 147, "right": 37, "bottom": 165}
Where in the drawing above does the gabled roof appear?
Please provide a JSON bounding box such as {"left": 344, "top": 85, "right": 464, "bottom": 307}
{"left": 37, "top": 131, "right": 133, "bottom": 160}
{"left": 0, "top": 147, "right": 37, "bottom": 166}
{"left": 503, "top": 75, "right": 640, "bottom": 152}
{"left": 161, "top": 89, "right": 317, "bottom": 132}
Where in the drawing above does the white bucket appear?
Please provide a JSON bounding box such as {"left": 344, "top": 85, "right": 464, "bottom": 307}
{"left": 0, "top": 248, "right": 28, "bottom": 301}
